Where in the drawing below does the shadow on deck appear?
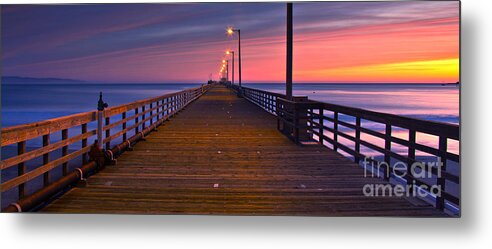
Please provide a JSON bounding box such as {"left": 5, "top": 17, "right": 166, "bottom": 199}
{"left": 42, "top": 85, "right": 446, "bottom": 216}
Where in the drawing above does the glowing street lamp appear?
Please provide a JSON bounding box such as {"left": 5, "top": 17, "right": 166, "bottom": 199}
{"left": 219, "top": 59, "right": 229, "bottom": 82}
{"left": 226, "top": 26, "right": 242, "bottom": 94}
{"left": 226, "top": 49, "right": 235, "bottom": 85}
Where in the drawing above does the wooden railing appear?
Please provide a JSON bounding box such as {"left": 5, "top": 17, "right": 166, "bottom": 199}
{"left": 229, "top": 83, "right": 460, "bottom": 212}
{"left": 1, "top": 84, "right": 213, "bottom": 211}
{"left": 229, "top": 84, "right": 283, "bottom": 115}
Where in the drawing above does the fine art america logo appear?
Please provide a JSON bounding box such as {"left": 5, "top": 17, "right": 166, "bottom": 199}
{"left": 362, "top": 157, "right": 443, "bottom": 198}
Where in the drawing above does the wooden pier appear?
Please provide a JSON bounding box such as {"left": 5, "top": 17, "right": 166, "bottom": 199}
{"left": 1, "top": 84, "right": 459, "bottom": 216}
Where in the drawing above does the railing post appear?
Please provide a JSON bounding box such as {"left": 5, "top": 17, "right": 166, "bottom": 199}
{"left": 407, "top": 129, "right": 416, "bottom": 196}
{"left": 43, "top": 134, "right": 50, "bottom": 187}
{"left": 276, "top": 101, "right": 281, "bottom": 130}
{"left": 82, "top": 123, "right": 88, "bottom": 164}
{"left": 165, "top": 99, "right": 169, "bottom": 119}
{"left": 105, "top": 117, "right": 110, "bottom": 150}
{"left": 141, "top": 105, "right": 146, "bottom": 131}
{"left": 97, "top": 111, "right": 104, "bottom": 149}
{"left": 436, "top": 136, "right": 447, "bottom": 210}
{"left": 293, "top": 104, "right": 299, "bottom": 143}
{"left": 62, "top": 129, "right": 68, "bottom": 175}
{"left": 157, "top": 100, "right": 161, "bottom": 120}
{"left": 355, "top": 117, "right": 361, "bottom": 164}
{"left": 160, "top": 99, "right": 164, "bottom": 120}
{"left": 384, "top": 123, "right": 392, "bottom": 180}
{"left": 319, "top": 108, "right": 324, "bottom": 145}
{"left": 333, "top": 111, "right": 339, "bottom": 152}
{"left": 122, "top": 112, "right": 127, "bottom": 141}
{"left": 308, "top": 108, "right": 314, "bottom": 137}
{"left": 134, "top": 108, "right": 139, "bottom": 134}
{"left": 97, "top": 92, "right": 107, "bottom": 150}
{"left": 171, "top": 96, "right": 174, "bottom": 116}
{"left": 277, "top": 97, "right": 310, "bottom": 144}
{"left": 150, "top": 103, "right": 153, "bottom": 126}
{"left": 17, "top": 141, "right": 26, "bottom": 199}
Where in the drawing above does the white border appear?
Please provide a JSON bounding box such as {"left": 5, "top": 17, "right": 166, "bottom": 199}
{"left": 2, "top": 0, "right": 492, "bottom": 248}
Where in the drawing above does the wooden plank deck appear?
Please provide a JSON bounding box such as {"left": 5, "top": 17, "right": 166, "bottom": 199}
{"left": 42, "top": 85, "right": 445, "bottom": 216}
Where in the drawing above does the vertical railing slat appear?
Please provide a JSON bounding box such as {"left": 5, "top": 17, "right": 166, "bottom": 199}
{"left": 333, "top": 111, "right": 339, "bottom": 152}
{"left": 17, "top": 141, "right": 26, "bottom": 199}
{"left": 384, "top": 123, "right": 392, "bottom": 180}
{"left": 319, "top": 108, "right": 324, "bottom": 145}
{"left": 42, "top": 134, "right": 50, "bottom": 187}
{"left": 105, "top": 117, "right": 110, "bottom": 150}
{"left": 355, "top": 117, "right": 361, "bottom": 164}
{"left": 407, "top": 129, "right": 416, "bottom": 196}
{"left": 436, "top": 136, "right": 448, "bottom": 210}
{"left": 134, "top": 108, "right": 139, "bottom": 135}
{"left": 81, "top": 123, "right": 88, "bottom": 164}
{"left": 122, "top": 112, "right": 127, "bottom": 141}
{"left": 62, "top": 129, "right": 68, "bottom": 175}
{"left": 141, "top": 106, "right": 146, "bottom": 131}
{"left": 150, "top": 103, "right": 153, "bottom": 126}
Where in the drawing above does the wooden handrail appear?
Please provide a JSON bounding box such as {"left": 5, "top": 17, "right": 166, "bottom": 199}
{"left": 1, "top": 111, "right": 97, "bottom": 147}
{"left": 227, "top": 83, "right": 460, "bottom": 212}
{"left": 1, "top": 83, "right": 213, "bottom": 208}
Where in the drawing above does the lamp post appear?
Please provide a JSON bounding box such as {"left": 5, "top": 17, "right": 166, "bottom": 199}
{"left": 227, "top": 27, "right": 241, "bottom": 95}
{"left": 286, "top": 3, "right": 293, "bottom": 100}
{"left": 226, "top": 60, "right": 229, "bottom": 82}
{"left": 226, "top": 50, "right": 235, "bottom": 85}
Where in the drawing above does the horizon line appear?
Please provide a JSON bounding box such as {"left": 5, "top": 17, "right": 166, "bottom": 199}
{"left": 2, "top": 75, "right": 459, "bottom": 85}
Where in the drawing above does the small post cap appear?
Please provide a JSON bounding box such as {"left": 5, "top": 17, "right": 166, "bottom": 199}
{"left": 98, "top": 92, "right": 108, "bottom": 111}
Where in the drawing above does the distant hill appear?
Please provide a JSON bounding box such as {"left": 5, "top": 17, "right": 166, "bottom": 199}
{"left": 1, "top": 76, "right": 86, "bottom": 84}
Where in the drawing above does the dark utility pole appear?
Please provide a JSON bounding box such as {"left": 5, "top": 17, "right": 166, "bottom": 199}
{"left": 232, "top": 51, "right": 235, "bottom": 85}
{"left": 238, "top": 30, "right": 242, "bottom": 89}
{"left": 286, "top": 3, "right": 293, "bottom": 100}
{"left": 226, "top": 60, "right": 229, "bottom": 82}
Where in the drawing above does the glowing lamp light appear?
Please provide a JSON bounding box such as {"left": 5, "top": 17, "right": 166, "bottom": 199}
{"left": 226, "top": 27, "right": 234, "bottom": 36}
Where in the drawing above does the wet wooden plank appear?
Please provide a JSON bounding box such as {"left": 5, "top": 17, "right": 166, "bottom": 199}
{"left": 42, "top": 85, "right": 445, "bottom": 216}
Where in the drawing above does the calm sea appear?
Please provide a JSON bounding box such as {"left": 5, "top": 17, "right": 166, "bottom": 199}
{"left": 0, "top": 82, "right": 460, "bottom": 210}
{"left": 2, "top": 83, "right": 459, "bottom": 127}
{"left": 246, "top": 83, "right": 460, "bottom": 156}
{"left": 1, "top": 82, "right": 460, "bottom": 155}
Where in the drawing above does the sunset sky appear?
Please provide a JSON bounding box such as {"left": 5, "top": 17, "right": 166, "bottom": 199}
{"left": 1, "top": 2, "right": 459, "bottom": 83}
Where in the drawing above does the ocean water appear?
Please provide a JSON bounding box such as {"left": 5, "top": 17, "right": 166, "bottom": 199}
{"left": 1, "top": 82, "right": 460, "bottom": 210}
{"left": 1, "top": 83, "right": 202, "bottom": 127}
{"left": 244, "top": 83, "right": 459, "bottom": 124}
{"left": 245, "top": 83, "right": 460, "bottom": 155}
{"left": 1, "top": 82, "right": 460, "bottom": 155}
{"left": 1, "top": 83, "right": 459, "bottom": 127}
